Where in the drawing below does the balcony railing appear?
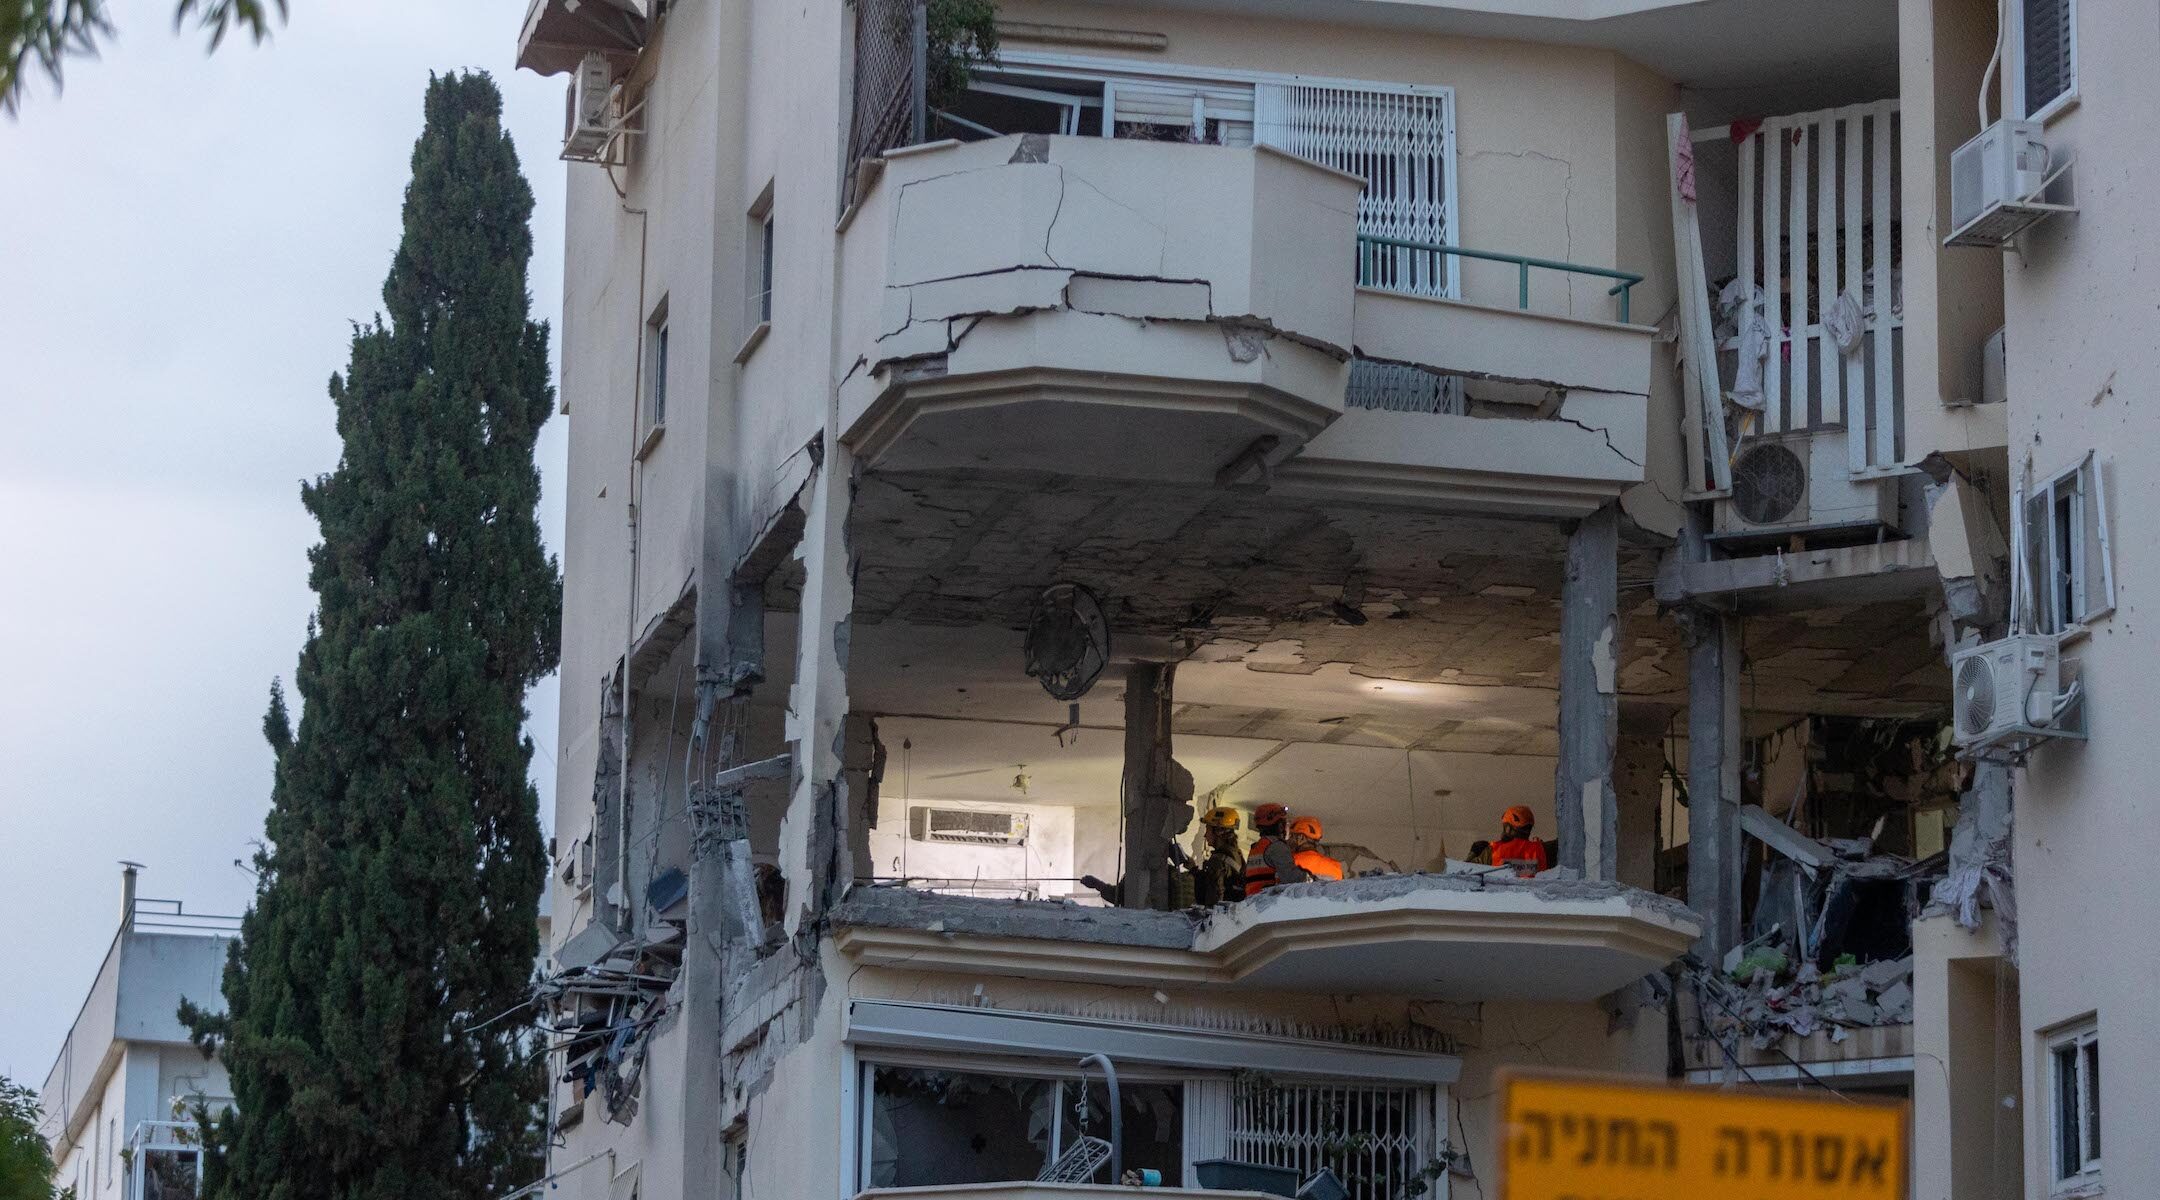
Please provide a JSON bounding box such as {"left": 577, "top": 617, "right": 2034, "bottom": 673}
{"left": 1356, "top": 234, "right": 1644, "bottom": 323}
{"left": 131, "top": 897, "right": 242, "bottom": 935}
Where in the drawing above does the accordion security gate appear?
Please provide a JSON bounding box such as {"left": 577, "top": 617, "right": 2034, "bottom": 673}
{"left": 1257, "top": 82, "right": 1460, "bottom": 413}
{"left": 1227, "top": 1077, "right": 1438, "bottom": 1200}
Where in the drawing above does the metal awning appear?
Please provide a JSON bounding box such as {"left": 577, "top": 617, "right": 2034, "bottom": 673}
{"left": 516, "top": 0, "right": 648, "bottom": 77}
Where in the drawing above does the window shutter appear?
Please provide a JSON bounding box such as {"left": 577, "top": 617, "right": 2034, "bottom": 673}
{"left": 2023, "top": 0, "right": 2074, "bottom": 114}
{"left": 1106, "top": 81, "right": 1254, "bottom": 145}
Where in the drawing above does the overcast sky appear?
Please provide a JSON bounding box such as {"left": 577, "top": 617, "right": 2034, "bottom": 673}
{"left": 0, "top": 0, "right": 570, "bottom": 1084}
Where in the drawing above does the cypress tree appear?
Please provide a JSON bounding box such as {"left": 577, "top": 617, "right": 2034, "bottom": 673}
{"left": 184, "top": 71, "right": 559, "bottom": 1200}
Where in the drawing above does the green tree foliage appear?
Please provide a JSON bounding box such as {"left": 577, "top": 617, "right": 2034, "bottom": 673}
{"left": 0, "top": 1075, "right": 58, "bottom": 1200}
{"left": 922, "top": 0, "right": 998, "bottom": 111}
{"left": 1, "top": 0, "right": 286, "bottom": 114}
{"left": 181, "top": 71, "right": 560, "bottom": 1200}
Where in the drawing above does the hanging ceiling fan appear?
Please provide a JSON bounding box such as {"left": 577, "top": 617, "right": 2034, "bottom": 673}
{"left": 1023, "top": 583, "right": 1111, "bottom": 702}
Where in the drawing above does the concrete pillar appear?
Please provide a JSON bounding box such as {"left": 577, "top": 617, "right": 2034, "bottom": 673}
{"left": 1556, "top": 503, "right": 1620, "bottom": 878}
{"left": 1614, "top": 704, "right": 1671, "bottom": 891}
{"left": 778, "top": 445, "right": 856, "bottom": 935}
{"left": 1121, "top": 662, "right": 1195, "bottom": 910}
{"left": 1681, "top": 603, "right": 1744, "bottom": 958}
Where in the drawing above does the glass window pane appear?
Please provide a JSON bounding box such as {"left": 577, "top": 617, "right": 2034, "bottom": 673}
{"left": 870, "top": 1065, "right": 1057, "bottom": 1187}
{"left": 2055, "top": 1043, "right": 2082, "bottom": 1176}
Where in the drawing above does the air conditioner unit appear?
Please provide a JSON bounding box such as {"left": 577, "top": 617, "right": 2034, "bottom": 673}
{"left": 908, "top": 806, "right": 1031, "bottom": 847}
{"left": 1946, "top": 119, "right": 2054, "bottom": 248}
{"left": 1711, "top": 429, "right": 1899, "bottom": 541}
{"left": 563, "top": 52, "right": 617, "bottom": 162}
{"left": 1952, "top": 632, "right": 2077, "bottom": 751}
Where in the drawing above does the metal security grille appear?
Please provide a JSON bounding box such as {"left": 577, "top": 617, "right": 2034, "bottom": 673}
{"left": 1260, "top": 84, "right": 1456, "bottom": 298}
{"left": 1344, "top": 360, "right": 1465, "bottom": 415}
{"left": 846, "top": 0, "right": 920, "bottom": 206}
{"left": 1228, "top": 1078, "right": 1435, "bottom": 1200}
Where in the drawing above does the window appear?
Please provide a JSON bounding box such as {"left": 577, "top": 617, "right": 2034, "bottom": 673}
{"left": 756, "top": 214, "right": 774, "bottom": 324}
{"left": 106, "top": 1118, "right": 115, "bottom": 1188}
{"left": 2017, "top": 452, "right": 2113, "bottom": 634}
{"left": 864, "top": 1063, "right": 1184, "bottom": 1189}
{"left": 2017, "top": 0, "right": 2076, "bottom": 119}
{"left": 741, "top": 182, "right": 774, "bottom": 362}
{"left": 2048, "top": 1020, "right": 2100, "bottom": 1188}
{"left": 638, "top": 299, "right": 667, "bottom": 457}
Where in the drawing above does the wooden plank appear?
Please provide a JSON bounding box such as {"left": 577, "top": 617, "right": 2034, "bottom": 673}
{"left": 1789, "top": 121, "right": 1810, "bottom": 429}
{"left": 1667, "top": 115, "right": 1708, "bottom": 495}
{"left": 1762, "top": 121, "right": 1783, "bottom": 433}
{"left": 1738, "top": 134, "right": 1756, "bottom": 303}
{"left": 1817, "top": 113, "right": 1841, "bottom": 426}
{"left": 1667, "top": 112, "right": 1731, "bottom": 495}
{"left": 1844, "top": 106, "right": 1867, "bottom": 474}
{"left": 1871, "top": 106, "right": 1896, "bottom": 469}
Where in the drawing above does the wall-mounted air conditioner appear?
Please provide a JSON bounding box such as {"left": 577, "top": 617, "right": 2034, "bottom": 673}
{"left": 1711, "top": 429, "right": 1899, "bottom": 541}
{"left": 1946, "top": 119, "right": 2062, "bottom": 248}
{"left": 908, "top": 806, "right": 1031, "bottom": 847}
{"left": 1952, "top": 632, "right": 2080, "bottom": 752}
{"left": 563, "top": 52, "right": 618, "bottom": 162}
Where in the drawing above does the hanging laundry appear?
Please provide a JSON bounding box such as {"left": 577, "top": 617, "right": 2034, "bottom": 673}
{"left": 1823, "top": 291, "right": 1865, "bottom": 355}
{"left": 1718, "top": 276, "right": 1770, "bottom": 412}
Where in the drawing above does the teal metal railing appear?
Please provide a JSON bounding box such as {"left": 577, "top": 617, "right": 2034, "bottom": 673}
{"left": 1355, "top": 234, "right": 1643, "bottom": 324}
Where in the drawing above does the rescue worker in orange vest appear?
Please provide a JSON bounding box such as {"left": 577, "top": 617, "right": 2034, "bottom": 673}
{"left": 1489, "top": 805, "right": 1551, "bottom": 876}
{"left": 1284, "top": 815, "right": 1345, "bottom": 883}
{"left": 1242, "top": 802, "right": 1299, "bottom": 897}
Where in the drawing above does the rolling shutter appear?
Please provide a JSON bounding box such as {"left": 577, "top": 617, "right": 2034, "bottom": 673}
{"left": 1104, "top": 80, "right": 1255, "bottom": 146}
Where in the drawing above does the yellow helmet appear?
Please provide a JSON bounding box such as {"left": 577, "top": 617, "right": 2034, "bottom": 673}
{"left": 1201, "top": 806, "right": 1243, "bottom": 830}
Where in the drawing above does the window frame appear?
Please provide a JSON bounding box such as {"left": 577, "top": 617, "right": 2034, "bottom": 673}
{"left": 739, "top": 180, "right": 776, "bottom": 363}
{"left": 2046, "top": 1019, "right": 2101, "bottom": 1190}
{"left": 854, "top": 1054, "right": 1194, "bottom": 1194}
{"left": 637, "top": 297, "right": 669, "bottom": 459}
{"left": 2012, "top": 0, "right": 2078, "bottom": 123}
{"left": 2014, "top": 451, "right": 2113, "bottom": 637}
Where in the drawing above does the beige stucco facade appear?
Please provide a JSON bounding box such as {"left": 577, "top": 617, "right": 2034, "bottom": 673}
{"left": 510, "top": 0, "right": 2106, "bottom": 1195}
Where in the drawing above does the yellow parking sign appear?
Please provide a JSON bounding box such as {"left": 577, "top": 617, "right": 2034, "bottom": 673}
{"left": 1498, "top": 1072, "right": 1908, "bottom": 1199}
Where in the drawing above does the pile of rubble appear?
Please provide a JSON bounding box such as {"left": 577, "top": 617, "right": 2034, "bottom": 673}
{"left": 1700, "top": 943, "right": 1914, "bottom": 1049}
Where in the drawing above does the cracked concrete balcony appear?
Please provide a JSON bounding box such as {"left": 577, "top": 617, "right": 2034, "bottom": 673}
{"left": 836, "top": 134, "right": 1655, "bottom": 515}
{"left": 832, "top": 874, "right": 1701, "bottom": 1003}
{"left": 838, "top": 133, "right": 1359, "bottom": 485}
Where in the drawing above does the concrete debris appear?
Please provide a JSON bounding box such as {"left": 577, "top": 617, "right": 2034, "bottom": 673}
{"left": 533, "top": 924, "right": 685, "bottom": 1127}
{"left": 1694, "top": 950, "right": 1918, "bottom": 1050}
{"left": 1926, "top": 760, "right": 2017, "bottom": 957}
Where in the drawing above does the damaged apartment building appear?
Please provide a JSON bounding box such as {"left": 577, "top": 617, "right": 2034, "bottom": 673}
{"left": 513, "top": 0, "right": 2136, "bottom": 1195}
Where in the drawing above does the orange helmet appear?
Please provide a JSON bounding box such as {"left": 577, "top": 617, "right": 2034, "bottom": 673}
{"left": 1501, "top": 806, "right": 1536, "bottom": 831}
{"left": 1253, "top": 803, "right": 1290, "bottom": 827}
{"left": 1287, "top": 815, "right": 1325, "bottom": 840}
